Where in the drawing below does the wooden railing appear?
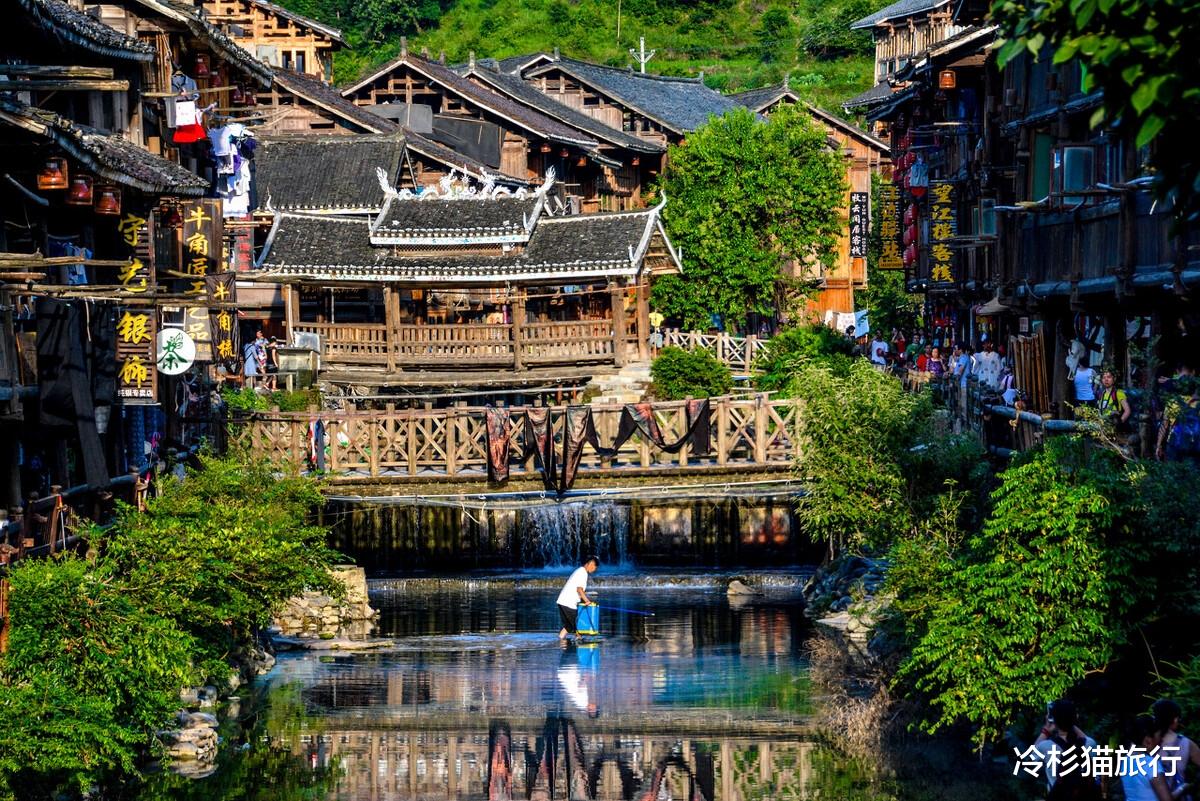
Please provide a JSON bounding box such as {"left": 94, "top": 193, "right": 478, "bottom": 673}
{"left": 293, "top": 320, "right": 632, "bottom": 370}
{"left": 663, "top": 330, "right": 771, "bottom": 374}
{"left": 232, "top": 394, "right": 800, "bottom": 480}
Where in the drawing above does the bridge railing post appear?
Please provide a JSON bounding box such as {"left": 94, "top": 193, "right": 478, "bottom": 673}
{"left": 754, "top": 393, "right": 768, "bottom": 464}
{"left": 717, "top": 398, "right": 729, "bottom": 466}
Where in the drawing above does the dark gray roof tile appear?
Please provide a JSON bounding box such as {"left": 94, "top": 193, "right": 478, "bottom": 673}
{"left": 274, "top": 69, "right": 396, "bottom": 133}
{"left": 526, "top": 56, "right": 743, "bottom": 134}
{"left": 17, "top": 0, "right": 155, "bottom": 61}
{"left": 371, "top": 194, "right": 542, "bottom": 242}
{"left": 256, "top": 133, "right": 405, "bottom": 211}
{"left": 851, "top": 0, "right": 951, "bottom": 28}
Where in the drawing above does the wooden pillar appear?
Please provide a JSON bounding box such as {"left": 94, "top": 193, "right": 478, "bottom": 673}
{"left": 610, "top": 280, "right": 626, "bottom": 367}
{"left": 284, "top": 282, "right": 299, "bottom": 339}
{"left": 636, "top": 279, "right": 651, "bottom": 361}
{"left": 512, "top": 287, "right": 526, "bottom": 371}
{"left": 383, "top": 284, "right": 396, "bottom": 373}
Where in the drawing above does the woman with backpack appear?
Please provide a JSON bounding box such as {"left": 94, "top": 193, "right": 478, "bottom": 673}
{"left": 1033, "top": 700, "right": 1101, "bottom": 801}
{"left": 1157, "top": 377, "right": 1200, "bottom": 462}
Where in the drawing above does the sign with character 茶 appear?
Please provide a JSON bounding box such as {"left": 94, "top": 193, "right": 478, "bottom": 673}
{"left": 849, "top": 192, "right": 869, "bottom": 259}
{"left": 877, "top": 183, "right": 903, "bottom": 270}
{"left": 928, "top": 180, "right": 957, "bottom": 283}
{"left": 115, "top": 307, "right": 157, "bottom": 403}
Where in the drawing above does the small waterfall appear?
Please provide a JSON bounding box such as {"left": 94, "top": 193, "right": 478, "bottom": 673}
{"left": 518, "top": 501, "right": 629, "bottom": 568}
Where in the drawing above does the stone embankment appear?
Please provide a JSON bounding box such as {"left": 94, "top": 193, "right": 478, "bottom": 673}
{"left": 274, "top": 565, "right": 378, "bottom": 638}
{"left": 803, "top": 555, "right": 896, "bottom": 661}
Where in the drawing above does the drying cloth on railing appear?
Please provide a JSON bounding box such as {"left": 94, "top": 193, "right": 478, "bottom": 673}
{"left": 485, "top": 406, "right": 511, "bottom": 483}
{"left": 618, "top": 398, "right": 712, "bottom": 456}
{"left": 523, "top": 407, "right": 557, "bottom": 492}
{"left": 561, "top": 405, "right": 594, "bottom": 491}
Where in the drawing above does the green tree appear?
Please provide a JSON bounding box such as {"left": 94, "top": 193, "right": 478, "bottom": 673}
{"left": 991, "top": 0, "right": 1200, "bottom": 220}
{"left": 756, "top": 7, "right": 796, "bottom": 63}
{"left": 753, "top": 323, "right": 855, "bottom": 393}
{"left": 652, "top": 106, "right": 847, "bottom": 330}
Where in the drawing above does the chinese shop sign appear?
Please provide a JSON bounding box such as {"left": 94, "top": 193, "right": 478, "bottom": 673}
{"left": 928, "top": 181, "right": 957, "bottom": 283}
{"left": 116, "top": 308, "right": 157, "bottom": 403}
{"left": 878, "top": 183, "right": 903, "bottom": 270}
{"left": 115, "top": 209, "right": 154, "bottom": 294}
{"left": 849, "top": 192, "right": 869, "bottom": 258}
{"left": 206, "top": 272, "right": 239, "bottom": 371}
{"left": 179, "top": 200, "right": 223, "bottom": 295}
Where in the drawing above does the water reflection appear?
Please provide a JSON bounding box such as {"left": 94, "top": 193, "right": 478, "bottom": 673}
{"left": 131, "top": 588, "right": 924, "bottom": 800}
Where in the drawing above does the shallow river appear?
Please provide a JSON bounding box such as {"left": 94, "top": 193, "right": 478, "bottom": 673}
{"left": 133, "top": 580, "right": 1019, "bottom": 801}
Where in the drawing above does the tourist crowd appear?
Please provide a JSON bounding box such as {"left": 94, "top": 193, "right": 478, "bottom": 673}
{"left": 842, "top": 324, "right": 1200, "bottom": 462}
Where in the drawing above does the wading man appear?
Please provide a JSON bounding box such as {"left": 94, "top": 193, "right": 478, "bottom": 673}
{"left": 557, "top": 555, "right": 599, "bottom": 640}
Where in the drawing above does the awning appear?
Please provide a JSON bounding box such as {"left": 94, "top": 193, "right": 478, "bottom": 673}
{"left": 975, "top": 296, "right": 1009, "bottom": 316}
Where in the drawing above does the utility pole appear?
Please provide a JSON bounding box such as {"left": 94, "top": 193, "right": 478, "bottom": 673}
{"left": 629, "top": 36, "right": 655, "bottom": 74}
{"left": 616, "top": 0, "right": 621, "bottom": 45}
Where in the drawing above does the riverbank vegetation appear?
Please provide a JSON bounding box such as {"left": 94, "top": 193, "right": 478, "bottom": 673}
{"left": 781, "top": 353, "right": 1200, "bottom": 756}
{"left": 0, "top": 456, "right": 342, "bottom": 800}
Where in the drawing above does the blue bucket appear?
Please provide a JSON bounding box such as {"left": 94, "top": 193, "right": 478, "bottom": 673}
{"left": 576, "top": 603, "right": 600, "bottom": 636}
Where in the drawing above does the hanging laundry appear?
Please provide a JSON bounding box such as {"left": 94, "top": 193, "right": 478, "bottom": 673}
{"left": 560, "top": 405, "right": 594, "bottom": 491}
{"left": 485, "top": 406, "right": 511, "bottom": 482}
{"left": 172, "top": 99, "right": 205, "bottom": 144}
{"left": 47, "top": 234, "right": 89, "bottom": 285}
{"left": 171, "top": 71, "right": 199, "bottom": 99}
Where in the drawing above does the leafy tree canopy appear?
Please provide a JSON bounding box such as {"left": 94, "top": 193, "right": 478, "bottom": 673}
{"left": 651, "top": 106, "right": 848, "bottom": 330}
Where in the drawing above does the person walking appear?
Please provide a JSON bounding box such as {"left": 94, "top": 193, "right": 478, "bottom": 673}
{"left": 1031, "top": 700, "right": 1100, "bottom": 800}
{"left": 1097, "top": 368, "right": 1132, "bottom": 428}
{"left": 1120, "top": 714, "right": 1176, "bottom": 801}
{"left": 1154, "top": 699, "right": 1200, "bottom": 800}
{"left": 557, "top": 556, "right": 599, "bottom": 640}
{"left": 1074, "top": 359, "right": 1098, "bottom": 408}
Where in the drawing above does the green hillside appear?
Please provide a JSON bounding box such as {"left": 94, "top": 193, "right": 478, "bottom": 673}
{"left": 277, "top": 0, "right": 882, "bottom": 111}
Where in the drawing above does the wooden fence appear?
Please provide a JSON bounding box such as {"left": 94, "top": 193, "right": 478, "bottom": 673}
{"left": 662, "top": 330, "right": 771, "bottom": 373}
{"left": 232, "top": 394, "right": 801, "bottom": 480}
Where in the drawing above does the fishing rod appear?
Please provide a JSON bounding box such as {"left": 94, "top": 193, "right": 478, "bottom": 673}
{"left": 593, "top": 604, "right": 656, "bottom": 617}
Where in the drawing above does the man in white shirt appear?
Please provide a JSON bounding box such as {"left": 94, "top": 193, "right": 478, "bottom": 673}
{"left": 557, "top": 555, "right": 599, "bottom": 639}
{"left": 975, "top": 340, "right": 1002, "bottom": 389}
{"left": 869, "top": 336, "right": 888, "bottom": 366}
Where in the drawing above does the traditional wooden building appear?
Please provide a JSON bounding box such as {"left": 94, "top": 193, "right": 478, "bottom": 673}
{"left": 339, "top": 48, "right": 628, "bottom": 210}
{"left": 856, "top": 3, "right": 1200, "bottom": 419}
{"left": 732, "top": 84, "right": 891, "bottom": 317}
{"left": 253, "top": 173, "right": 682, "bottom": 386}
{"left": 259, "top": 69, "right": 398, "bottom": 134}
{"left": 519, "top": 54, "right": 745, "bottom": 149}
{"left": 841, "top": 0, "right": 964, "bottom": 126}
{"left": 458, "top": 58, "right": 666, "bottom": 211}
{"left": 200, "top": 0, "right": 343, "bottom": 79}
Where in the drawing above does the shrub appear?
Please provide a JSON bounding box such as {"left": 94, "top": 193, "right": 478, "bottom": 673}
{"left": 755, "top": 324, "right": 856, "bottom": 393}
{"left": 650, "top": 346, "right": 734, "bottom": 399}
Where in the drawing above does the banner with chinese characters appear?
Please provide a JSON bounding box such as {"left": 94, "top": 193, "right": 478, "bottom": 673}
{"left": 179, "top": 199, "right": 223, "bottom": 296}
{"left": 115, "top": 207, "right": 155, "bottom": 294}
{"left": 184, "top": 307, "right": 212, "bottom": 361}
{"left": 206, "top": 273, "right": 239, "bottom": 371}
{"left": 928, "top": 180, "right": 957, "bottom": 283}
{"left": 877, "top": 183, "right": 903, "bottom": 270}
{"left": 115, "top": 307, "right": 157, "bottom": 403}
{"left": 849, "top": 192, "right": 869, "bottom": 258}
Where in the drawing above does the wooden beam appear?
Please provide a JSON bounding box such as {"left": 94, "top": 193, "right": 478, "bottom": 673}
{"left": 0, "top": 65, "right": 114, "bottom": 79}
{"left": 0, "top": 79, "right": 130, "bottom": 92}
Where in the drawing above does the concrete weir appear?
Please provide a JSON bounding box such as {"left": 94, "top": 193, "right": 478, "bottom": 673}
{"left": 319, "top": 479, "right": 812, "bottom": 573}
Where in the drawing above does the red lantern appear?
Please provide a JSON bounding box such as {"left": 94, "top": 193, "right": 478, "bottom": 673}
{"left": 910, "top": 183, "right": 927, "bottom": 199}
{"left": 903, "top": 204, "right": 916, "bottom": 226}
{"left": 244, "top": 90, "right": 257, "bottom": 107}
{"left": 66, "top": 175, "right": 94, "bottom": 205}
{"left": 194, "top": 53, "right": 210, "bottom": 78}
{"left": 904, "top": 224, "right": 918, "bottom": 246}
{"left": 231, "top": 85, "right": 245, "bottom": 105}
{"left": 94, "top": 185, "right": 121, "bottom": 215}
{"left": 903, "top": 244, "right": 917, "bottom": 266}
{"left": 37, "top": 156, "right": 68, "bottom": 190}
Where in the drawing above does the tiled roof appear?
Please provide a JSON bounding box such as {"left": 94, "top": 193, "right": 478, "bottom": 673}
{"left": 850, "top": 0, "right": 951, "bottom": 28}
{"left": 370, "top": 193, "right": 543, "bottom": 244}
{"left": 730, "top": 84, "right": 798, "bottom": 113}
{"left": 525, "top": 56, "right": 744, "bottom": 134}
{"left": 260, "top": 206, "right": 669, "bottom": 282}
{"left": 803, "top": 103, "right": 890, "bottom": 154}
{"left": 495, "top": 52, "right": 558, "bottom": 75}
{"left": 401, "top": 127, "right": 530, "bottom": 186}
{"left": 18, "top": 0, "right": 155, "bottom": 61}
{"left": 342, "top": 53, "right": 600, "bottom": 149}
{"left": 841, "top": 81, "right": 897, "bottom": 110}
{"left": 0, "top": 97, "right": 208, "bottom": 195}
{"left": 256, "top": 133, "right": 406, "bottom": 211}
{"left": 246, "top": 0, "right": 343, "bottom": 42}
{"left": 274, "top": 69, "right": 397, "bottom": 133}
{"left": 463, "top": 66, "right": 664, "bottom": 154}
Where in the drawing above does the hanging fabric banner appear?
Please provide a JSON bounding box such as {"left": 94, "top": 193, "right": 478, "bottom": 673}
{"left": 485, "top": 406, "right": 512, "bottom": 483}
{"left": 179, "top": 199, "right": 223, "bottom": 296}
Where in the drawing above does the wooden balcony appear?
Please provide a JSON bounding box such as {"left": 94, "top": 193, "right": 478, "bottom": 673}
{"left": 293, "top": 319, "right": 638, "bottom": 372}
